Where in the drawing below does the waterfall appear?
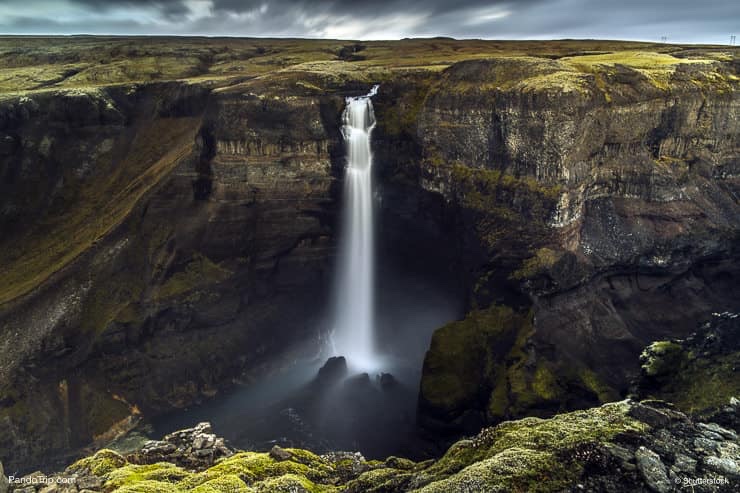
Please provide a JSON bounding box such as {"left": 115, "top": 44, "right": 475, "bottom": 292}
{"left": 331, "top": 85, "right": 380, "bottom": 370}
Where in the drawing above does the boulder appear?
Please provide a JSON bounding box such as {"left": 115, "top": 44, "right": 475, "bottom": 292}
{"left": 635, "top": 446, "right": 671, "bottom": 493}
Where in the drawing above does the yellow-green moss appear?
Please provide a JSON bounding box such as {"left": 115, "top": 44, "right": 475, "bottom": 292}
{"left": 421, "top": 305, "right": 528, "bottom": 414}
{"left": 106, "top": 463, "right": 191, "bottom": 490}
{"left": 68, "top": 449, "right": 128, "bottom": 475}
{"left": 156, "top": 253, "right": 232, "bottom": 300}
{"left": 511, "top": 248, "right": 560, "bottom": 279}
{"left": 344, "top": 468, "right": 409, "bottom": 493}
{"left": 191, "top": 475, "right": 253, "bottom": 493}
{"left": 640, "top": 339, "right": 740, "bottom": 415}
{"left": 0, "top": 116, "right": 201, "bottom": 305}
{"left": 421, "top": 401, "right": 647, "bottom": 492}
{"left": 200, "top": 452, "right": 331, "bottom": 483}
{"left": 252, "top": 473, "right": 334, "bottom": 493}
{"left": 641, "top": 341, "right": 684, "bottom": 377}
{"left": 115, "top": 479, "right": 186, "bottom": 493}
{"left": 578, "top": 368, "right": 620, "bottom": 403}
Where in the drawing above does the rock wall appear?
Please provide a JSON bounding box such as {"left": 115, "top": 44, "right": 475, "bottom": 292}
{"left": 414, "top": 57, "right": 740, "bottom": 431}
{"left": 0, "top": 83, "right": 345, "bottom": 471}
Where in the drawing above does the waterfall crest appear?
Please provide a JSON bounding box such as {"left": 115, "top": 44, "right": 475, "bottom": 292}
{"left": 331, "top": 85, "right": 380, "bottom": 370}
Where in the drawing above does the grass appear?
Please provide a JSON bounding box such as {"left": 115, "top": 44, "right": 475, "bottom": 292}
{"left": 0, "top": 37, "right": 736, "bottom": 95}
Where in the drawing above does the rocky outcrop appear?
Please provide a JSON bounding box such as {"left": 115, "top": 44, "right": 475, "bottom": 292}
{"left": 13, "top": 399, "right": 739, "bottom": 492}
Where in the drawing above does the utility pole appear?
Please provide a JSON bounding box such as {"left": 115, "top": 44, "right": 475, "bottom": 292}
{"left": 660, "top": 36, "right": 668, "bottom": 43}
{"left": 731, "top": 35, "right": 736, "bottom": 46}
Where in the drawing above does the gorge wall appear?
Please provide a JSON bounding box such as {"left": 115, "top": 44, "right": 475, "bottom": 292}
{"left": 0, "top": 81, "right": 346, "bottom": 470}
{"left": 0, "top": 39, "right": 737, "bottom": 471}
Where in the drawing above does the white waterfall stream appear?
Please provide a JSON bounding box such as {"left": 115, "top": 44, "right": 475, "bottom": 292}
{"left": 331, "top": 85, "right": 380, "bottom": 370}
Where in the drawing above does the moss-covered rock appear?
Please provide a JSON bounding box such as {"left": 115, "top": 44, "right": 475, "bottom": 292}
{"left": 191, "top": 475, "right": 253, "bottom": 493}
{"left": 636, "top": 312, "right": 740, "bottom": 416}
{"left": 420, "top": 304, "right": 619, "bottom": 427}
{"left": 51, "top": 398, "right": 740, "bottom": 493}
{"left": 68, "top": 449, "right": 128, "bottom": 476}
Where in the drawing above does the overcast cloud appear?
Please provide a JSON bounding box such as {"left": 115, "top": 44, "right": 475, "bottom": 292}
{"left": 0, "top": 0, "right": 737, "bottom": 44}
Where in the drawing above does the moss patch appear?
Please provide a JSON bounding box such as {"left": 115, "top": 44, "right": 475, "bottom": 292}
{"left": 639, "top": 338, "right": 740, "bottom": 415}
{"left": 419, "top": 401, "right": 647, "bottom": 492}
{"left": 420, "top": 305, "right": 531, "bottom": 417}
{"left": 156, "top": 253, "right": 232, "bottom": 300}
{"left": 68, "top": 449, "right": 128, "bottom": 476}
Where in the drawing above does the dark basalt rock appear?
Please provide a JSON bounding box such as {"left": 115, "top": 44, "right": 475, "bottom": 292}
{"left": 316, "top": 356, "right": 348, "bottom": 384}
{"left": 126, "top": 421, "right": 233, "bottom": 469}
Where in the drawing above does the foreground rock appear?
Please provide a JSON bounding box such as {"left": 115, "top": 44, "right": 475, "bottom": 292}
{"left": 11, "top": 399, "right": 738, "bottom": 492}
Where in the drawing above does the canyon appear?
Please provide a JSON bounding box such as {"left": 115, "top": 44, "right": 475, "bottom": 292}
{"left": 0, "top": 37, "right": 737, "bottom": 478}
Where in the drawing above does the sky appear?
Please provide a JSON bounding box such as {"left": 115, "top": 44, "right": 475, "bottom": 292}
{"left": 0, "top": 0, "right": 737, "bottom": 44}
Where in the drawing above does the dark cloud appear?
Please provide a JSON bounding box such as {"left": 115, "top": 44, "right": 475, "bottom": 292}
{"left": 0, "top": 0, "right": 737, "bottom": 43}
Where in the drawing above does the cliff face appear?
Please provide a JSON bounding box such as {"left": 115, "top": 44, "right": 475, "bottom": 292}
{"left": 0, "top": 81, "right": 345, "bottom": 470}
{"left": 0, "top": 38, "right": 737, "bottom": 470}
{"left": 413, "top": 55, "right": 739, "bottom": 430}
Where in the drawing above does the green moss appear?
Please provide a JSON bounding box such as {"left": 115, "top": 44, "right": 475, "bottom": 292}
{"left": 578, "top": 368, "right": 620, "bottom": 403}
{"left": 68, "top": 449, "right": 127, "bottom": 475}
{"left": 384, "top": 456, "right": 416, "bottom": 471}
{"left": 640, "top": 341, "right": 684, "bottom": 377}
{"left": 156, "top": 253, "right": 232, "bottom": 300}
{"left": 639, "top": 339, "right": 740, "bottom": 415}
{"left": 191, "top": 475, "right": 253, "bottom": 493}
{"left": 420, "top": 448, "right": 567, "bottom": 493}
{"left": 442, "top": 164, "right": 560, "bottom": 251}
{"left": 421, "top": 305, "right": 527, "bottom": 415}
{"left": 115, "top": 480, "right": 187, "bottom": 493}
{"left": 374, "top": 79, "right": 431, "bottom": 138}
{"left": 344, "top": 468, "right": 409, "bottom": 493}
{"left": 0, "top": 116, "right": 201, "bottom": 305}
{"left": 664, "top": 353, "right": 740, "bottom": 414}
{"left": 531, "top": 365, "right": 560, "bottom": 401}
{"left": 487, "top": 364, "right": 511, "bottom": 420}
{"left": 252, "top": 473, "right": 334, "bottom": 493}
{"left": 511, "top": 248, "right": 560, "bottom": 279}
{"left": 283, "top": 448, "right": 327, "bottom": 468}
{"left": 198, "top": 452, "right": 330, "bottom": 484}
{"left": 106, "top": 463, "right": 191, "bottom": 489}
{"left": 421, "top": 401, "right": 647, "bottom": 492}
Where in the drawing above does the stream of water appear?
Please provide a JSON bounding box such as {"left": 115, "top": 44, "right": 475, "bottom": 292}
{"left": 331, "top": 85, "right": 380, "bottom": 370}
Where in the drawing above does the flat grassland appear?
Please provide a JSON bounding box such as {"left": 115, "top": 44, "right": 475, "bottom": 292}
{"left": 0, "top": 36, "right": 736, "bottom": 95}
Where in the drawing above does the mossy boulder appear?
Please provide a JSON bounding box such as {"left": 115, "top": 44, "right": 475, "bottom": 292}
{"left": 420, "top": 304, "right": 619, "bottom": 429}
{"left": 68, "top": 449, "right": 128, "bottom": 476}
{"left": 636, "top": 312, "right": 740, "bottom": 416}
